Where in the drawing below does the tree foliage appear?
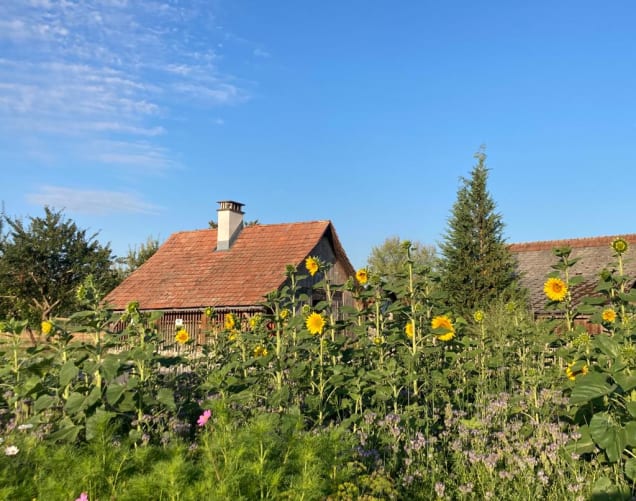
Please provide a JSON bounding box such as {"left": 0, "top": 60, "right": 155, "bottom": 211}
{"left": 0, "top": 207, "right": 118, "bottom": 324}
{"left": 367, "top": 236, "right": 436, "bottom": 283}
{"left": 115, "top": 235, "right": 160, "bottom": 280}
{"left": 438, "top": 150, "right": 521, "bottom": 314}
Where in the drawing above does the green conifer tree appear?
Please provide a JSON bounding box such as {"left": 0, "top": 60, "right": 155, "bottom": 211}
{"left": 439, "top": 150, "right": 521, "bottom": 314}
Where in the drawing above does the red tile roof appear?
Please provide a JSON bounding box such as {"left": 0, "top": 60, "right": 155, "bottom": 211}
{"left": 104, "top": 220, "right": 353, "bottom": 310}
{"left": 509, "top": 234, "right": 636, "bottom": 314}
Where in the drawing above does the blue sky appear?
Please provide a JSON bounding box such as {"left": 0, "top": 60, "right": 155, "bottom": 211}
{"left": 1, "top": 1, "right": 635, "bottom": 268}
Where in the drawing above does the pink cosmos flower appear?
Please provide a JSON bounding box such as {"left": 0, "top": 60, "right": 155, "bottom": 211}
{"left": 75, "top": 493, "right": 88, "bottom": 501}
{"left": 197, "top": 409, "right": 212, "bottom": 427}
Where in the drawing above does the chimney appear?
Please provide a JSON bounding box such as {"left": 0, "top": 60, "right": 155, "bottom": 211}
{"left": 216, "top": 200, "right": 244, "bottom": 250}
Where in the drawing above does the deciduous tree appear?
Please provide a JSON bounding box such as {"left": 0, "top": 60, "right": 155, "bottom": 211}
{"left": 0, "top": 207, "right": 118, "bottom": 325}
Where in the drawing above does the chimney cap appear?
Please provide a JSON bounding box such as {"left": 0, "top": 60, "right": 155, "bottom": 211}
{"left": 217, "top": 200, "right": 245, "bottom": 213}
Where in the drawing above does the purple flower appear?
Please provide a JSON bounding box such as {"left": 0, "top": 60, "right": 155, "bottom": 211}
{"left": 75, "top": 493, "right": 88, "bottom": 501}
{"left": 197, "top": 409, "right": 212, "bottom": 427}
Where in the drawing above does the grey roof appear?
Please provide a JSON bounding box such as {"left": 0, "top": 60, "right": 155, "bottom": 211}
{"left": 510, "top": 234, "right": 636, "bottom": 315}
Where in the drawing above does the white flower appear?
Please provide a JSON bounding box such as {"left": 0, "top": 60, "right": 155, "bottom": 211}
{"left": 5, "top": 445, "right": 19, "bottom": 456}
{"left": 17, "top": 424, "right": 33, "bottom": 431}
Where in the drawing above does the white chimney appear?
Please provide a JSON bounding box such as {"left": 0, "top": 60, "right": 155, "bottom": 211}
{"left": 216, "top": 200, "right": 244, "bottom": 250}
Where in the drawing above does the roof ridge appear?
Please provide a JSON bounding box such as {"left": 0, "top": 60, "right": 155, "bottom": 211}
{"left": 510, "top": 233, "right": 636, "bottom": 252}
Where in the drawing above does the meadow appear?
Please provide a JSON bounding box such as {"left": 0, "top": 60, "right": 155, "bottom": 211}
{"left": 1, "top": 240, "right": 635, "bottom": 500}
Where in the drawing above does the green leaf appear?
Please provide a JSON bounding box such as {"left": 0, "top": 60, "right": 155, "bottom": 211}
{"left": 570, "top": 372, "right": 615, "bottom": 405}
{"left": 86, "top": 409, "right": 115, "bottom": 442}
{"left": 625, "top": 421, "right": 636, "bottom": 447}
{"left": 59, "top": 360, "right": 79, "bottom": 387}
{"left": 618, "top": 290, "right": 636, "bottom": 303}
{"left": 594, "top": 334, "right": 619, "bottom": 359}
{"left": 590, "top": 412, "right": 626, "bottom": 463}
{"left": 625, "top": 458, "right": 636, "bottom": 481}
{"left": 156, "top": 388, "right": 176, "bottom": 411}
{"left": 49, "top": 423, "right": 81, "bottom": 443}
{"left": 614, "top": 372, "right": 636, "bottom": 392}
{"left": 565, "top": 424, "right": 595, "bottom": 455}
{"left": 64, "top": 392, "right": 85, "bottom": 415}
{"left": 34, "top": 394, "right": 56, "bottom": 413}
{"left": 105, "top": 383, "right": 125, "bottom": 405}
{"left": 627, "top": 401, "right": 636, "bottom": 418}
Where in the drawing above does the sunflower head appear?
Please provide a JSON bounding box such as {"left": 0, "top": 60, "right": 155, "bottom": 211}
{"left": 204, "top": 306, "right": 214, "bottom": 318}
{"left": 249, "top": 314, "right": 262, "bottom": 329}
{"left": 473, "top": 310, "right": 485, "bottom": 323}
{"left": 432, "top": 315, "right": 455, "bottom": 341}
{"left": 355, "top": 268, "right": 369, "bottom": 285}
{"left": 612, "top": 238, "right": 629, "bottom": 255}
{"left": 41, "top": 320, "right": 53, "bottom": 336}
{"left": 373, "top": 336, "right": 383, "bottom": 345}
{"left": 306, "top": 312, "right": 325, "bottom": 335}
{"left": 405, "top": 322, "right": 414, "bottom": 339}
{"left": 253, "top": 345, "right": 268, "bottom": 358}
{"left": 566, "top": 361, "right": 589, "bottom": 381}
{"left": 602, "top": 308, "right": 617, "bottom": 324}
{"left": 305, "top": 256, "right": 320, "bottom": 277}
{"left": 175, "top": 328, "right": 190, "bottom": 345}
{"left": 224, "top": 313, "right": 236, "bottom": 330}
{"left": 544, "top": 277, "right": 568, "bottom": 302}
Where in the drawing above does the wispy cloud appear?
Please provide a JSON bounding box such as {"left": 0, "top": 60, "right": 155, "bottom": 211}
{"left": 0, "top": 1, "right": 249, "bottom": 170}
{"left": 26, "top": 186, "right": 162, "bottom": 215}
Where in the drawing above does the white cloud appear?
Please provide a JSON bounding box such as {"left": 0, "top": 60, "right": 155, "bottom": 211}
{"left": 0, "top": 1, "right": 249, "bottom": 171}
{"left": 26, "top": 186, "right": 162, "bottom": 215}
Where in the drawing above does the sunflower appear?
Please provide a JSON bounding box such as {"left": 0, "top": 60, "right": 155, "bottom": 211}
{"left": 602, "top": 308, "right": 617, "bottom": 323}
{"left": 280, "top": 309, "right": 290, "bottom": 320}
{"left": 612, "top": 238, "right": 629, "bottom": 255}
{"left": 249, "top": 314, "right": 262, "bottom": 329}
{"left": 405, "top": 322, "right": 415, "bottom": 339}
{"left": 175, "top": 328, "right": 189, "bottom": 344}
{"left": 305, "top": 256, "right": 320, "bottom": 276}
{"left": 432, "top": 315, "right": 455, "bottom": 341}
{"left": 306, "top": 312, "right": 325, "bottom": 335}
{"left": 253, "top": 345, "right": 268, "bottom": 357}
{"left": 544, "top": 277, "right": 568, "bottom": 302}
{"left": 473, "top": 310, "right": 485, "bottom": 323}
{"left": 224, "top": 313, "right": 236, "bottom": 330}
{"left": 355, "top": 268, "right": 369, "bottom": 285}
{"left": 373, "top": 336, "right": 383, "bottom": 345}
{"left": 566, "top": 361, "right": 589, "bottom": 381}
{"left": 41, "top": 320, "right": 53, "bottom": 335}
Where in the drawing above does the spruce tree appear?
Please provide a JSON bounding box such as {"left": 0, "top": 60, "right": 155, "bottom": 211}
{"left": 439, "top": 150, "right": 520, "bottom": 315}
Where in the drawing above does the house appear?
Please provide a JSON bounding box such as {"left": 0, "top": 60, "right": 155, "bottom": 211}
{"left": 104, "top": 201, "right": 355, "bottom": 343}
{"left": 509, "top": 234, "right": 636, "bottom": 326}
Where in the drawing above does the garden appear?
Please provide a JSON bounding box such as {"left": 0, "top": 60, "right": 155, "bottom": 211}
{"left": 2, "top": 238, "right": 636, "bottom": 500}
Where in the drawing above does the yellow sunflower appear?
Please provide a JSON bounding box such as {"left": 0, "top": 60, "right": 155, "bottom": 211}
{"left": 566, "top": 362, "right": 589, "bottom": 381}
{"left": 405, "top": 322, "right": 414, "bottom": 339}
{"left": 224, "top": 313, "right": 236, "bottom": 330}
{"left": 280, "top": 308, "right": 290, "bottom": 320}
{"left": 355, "top": 268, "right": 369, "bottom": 285}
{"left": 175, "top": 328, "right": 190, "bottom": 344}
{"left": 544, "top": 277, "right": 568, "bottom": 302}
{"left": 253, "top": 345, "right": 268, "bottom": 357}
{"left": 306, "top": 312, "right": 325, "bottom": 335}
{"left": 373, "top": 336, "right": 383, "bottom": 345}
{"left": 432, "top": 315, "right": 455, "bottom": 341}
{"left": 473, "top": 310, "right": 485, "bottom": 323}
{"left": 602, "top": 308, "right": 617, "bottom": 323}
{"left": 249, "top": 314, "right": 262, "bottom": 329}
{"left": 305, "top": 256, "right": 319, "bottom": 276}
{"left": 612, "top": 238, "right": 629, "bottom": 255}
{"left": 41, "top": 320, "right": 53, "bottom": 335}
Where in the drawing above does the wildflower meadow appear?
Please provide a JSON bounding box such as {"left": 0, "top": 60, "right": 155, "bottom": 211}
{"left": 2, "top": 239, "right": 636, "bottom": 500}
